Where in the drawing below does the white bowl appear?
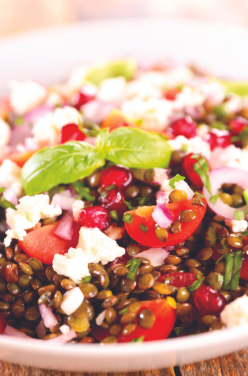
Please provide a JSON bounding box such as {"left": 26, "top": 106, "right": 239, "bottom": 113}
{"left": 0, "top": 18, "right": 248, "bottom": 372}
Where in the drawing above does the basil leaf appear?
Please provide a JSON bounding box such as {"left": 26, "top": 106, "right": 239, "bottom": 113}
{"left": 95, "top": 128, "right": 109, "bottom": 157}
{"left": 218, "top": 79, "right": 248, "bottom": 97}
{"left": 84, "top": 58, "right": 137, "bottom": 86}
{"left": 169, "top": 174, "right": 185, "bottom": 188}
{"left": 21, "top": 142, "right": 105, "bottom": 195}
{"left": 105, "top": 128, "right": 171, "bottom": 169}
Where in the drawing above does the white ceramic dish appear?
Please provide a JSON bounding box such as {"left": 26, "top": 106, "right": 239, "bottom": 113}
{"left": 0, "top": 18, "right": 248, "bottom": 372}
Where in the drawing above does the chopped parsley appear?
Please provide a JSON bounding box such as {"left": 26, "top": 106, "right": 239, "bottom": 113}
{"left": 123, "top": 213, "right": 133, "bottom": 224}
{"left": 234, "top": 210, "right": 245, "bottom": 220}
{"left": 139, "top": 223, "right": 148, "bottom": 233}
{"left": 169, "top": 174, "right": 185, "bottom": 189}
{"left": 191, "top": 155, "right": 212, "bottom": 195}
{"left": 209, "top": 193, "right": 220, "bottom": 204}
{"left": 110, "top": 210, "right": 118, "bottom": 221}
{"left": 126, "top": 258, "right": 142, "bottom": 280}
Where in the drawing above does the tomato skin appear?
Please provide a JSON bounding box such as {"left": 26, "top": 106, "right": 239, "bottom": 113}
{"left": 181, "top": 153, "right": 203, "bottom": 186}
{"left": 0, "top": 150, "right": 37, "bottom": 168}
{"left": 101, "top": 109, "right": 131, "bottom": 131}
{"left": 91, "top": 299, "right": 176, "bottom": 343}
{"left": 124, "top": 198, "right": 206, "bottom": 247}
{"left": 19, "top": 221, "right": 81, "bottom": 265}
{"left": 158, "top": 272, "right": 197, "bottom": 287}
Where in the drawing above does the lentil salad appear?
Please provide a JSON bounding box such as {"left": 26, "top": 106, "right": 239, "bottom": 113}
{"left": 0, "top": 59, "right": 248, "bottom": 344}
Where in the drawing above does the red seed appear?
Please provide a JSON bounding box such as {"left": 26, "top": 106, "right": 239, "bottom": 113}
{"left": 60, "top": 123, "right": 86, "bottom": 144}
{"left": 194, "top": 285, "right": 226, "bottom": 316}
{"left": 100, "top": 166, "right": 134, "bottom": 190}
{"left": 71, "top": 89, "right": 95, "bottom": 110}
{"left": 229, "top": 117, "right": 248, "bottom": 136}
{"left": 204, "top": 130, "right": 231, "bottom": 150}
{"left": 170, "top": 117, "right": 197, "bottom": 139}
{"left": 181, "top": 153, "right": 203, "bottom": 186}
{"left": 78, "top": 205, "right": 112, "bottom": 231}
{"left": 100, "top": 188, "right": 127, "bottom": 217}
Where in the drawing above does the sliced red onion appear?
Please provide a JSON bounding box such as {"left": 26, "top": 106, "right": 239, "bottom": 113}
{"left": 203, "top": 167, "right": 248, "bottom": 220}
{"left": 96, "top": 310, "right": 107, "bottom": 326}
{"left": 152, "top": 202, "right": 174, "bottom": 229}
{"left": 39, "top": 304, "right": 58, "bottom": 329}
{"left": 4, "top": 325, "right": 31, "bottom": 338}
{"left": 46, "top": 329, "right": 77, "bottom": 345}
{"left": 51, "top": 192, "right": 76, "bottom": 211}
{"left": 3, "top": 188, "right": 18, "bottom": 205}
{"left": 54, "top": 212, "right": 74, "bottom": 241}
{"left": 135, "top": 248, "right": 170, "bottom": 266}
{"left": 36, "top": 320, "right": 46, "bottom": 339}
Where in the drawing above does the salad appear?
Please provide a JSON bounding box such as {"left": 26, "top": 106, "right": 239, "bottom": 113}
{"left": 0, "top": 58, "right": 248, "bottom": 344}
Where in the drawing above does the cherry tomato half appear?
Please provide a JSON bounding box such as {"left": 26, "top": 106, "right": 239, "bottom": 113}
{"left": 19, "top": 221, "right": 81, "bottom": 265}
{"left": 124, "top": 198, "right": 206, "bottom": 247}
{"left": 91, "top": 299, "right": 176, "bottom": 343}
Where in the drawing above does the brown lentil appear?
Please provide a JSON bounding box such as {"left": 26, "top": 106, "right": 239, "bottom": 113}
{"left": 87, "top": 170, "right": 101, "bottom": 188}
{"left": 197, "top": 248, "right": 213, "bottom": 261}
{"left": 0, "top": 301, "right": 10, "bottom": 310}
{"left": 138, "top": 309, "right": 155, "bottom": 329}
{"left": 101, "top": 296, "right": 119, "bottom": 309}
{"left": 53, "top": 274, "right": 64, "bottom": 286}
{"left": 176, "top": 287, "right": 190, "bottom": 303}
{"left": 105, "top": 307, "right": 117, "bottom": 324}
{"left": 179, "top": 210, "right": 197, "bottom": 223}
{"left": 159, "top": 264, "right": 177, "bottom": 274}
{"left": 171, "top": 150, "right": 186, "bottom": 163}
{"left": 101, "top": 335, "right": 118, "bottom": 344}
{"left": 45, "top": 266, "right": 57, "bottom": 283}
{"left": 227, "top": 235, "right": 243, "bottom": 248}
{"left": 137, "top": 274, "right": 154, "bottom": 290}
{"left": 169, "top": 220, "right": 181, "bottom": 234}
{"left": 4, "top": 264, "right": 18, "bottom": 283}
{"left": 5, "top": 247, "right": 14, "bottom": 261}
{"left": 53, "top": 290, "right": 63, "bottom": 309}
{"left": 11, "top": 299, "right": 25, "bottom": 318}
{"left": 200, "top": 315, "right": 218, "bottom": 327}
{"left": 120, "top": 312, "right": 136, "bottom": 324}
{"left": 31, "top": 278, "right": 43, "bottom": 290}
{"left": 209, "top": 319, "right": 225, "bottom": 331}
{"left": 7, "top": 283, "right": 20, "bottom": 295}
{"left": 17, "top": 274, "right": 32, "bottom": 290}
{"left": 205, "top": 272, "right": 223, "bottom": 291}
{"left": 125, "top": 185, "right": 140, "bottom": 198}
{"left": 19, "top": 262, "right": 33, "bottom": 275}
{"left": 176, "top": 303, "right": 193, "bottom": 318}
{"left": 74, "top": 301, "right": 94, "bottom": 320}
{"left": 214, "top": 262, "right": 226, "bottom": 274}
{"left": 165, "top": 255, "right": 182, "bottom": 265}
{"left": 122, "top": 323, "right": 136, "bottom": 336}
{"left": 38, "top": 284, "right": 57, "bottom": 296}
{"left": 113, "top": 266, "right": 128, "bottom": 277}
{"left": 2, "top": 292, "right": 16, "bottom": 302}
{"left": 109, "top": 324, "right": 122, "bottom": 336}
{"left": 219, "top": 192, "right": 232, "bottom": 206}
{"left": 155, "top": 225, "right": 168, "bottom": 242}
{"left": 68, "top": 315, "right": 90, "bottom": 332}
{"left": 231, "top": 193, "right": 243, "bottom": 207}
{"left": 139, "top": 264, "right": 154, "bottom": 275}
{"left": 23, "top": 290, "right": 37, "bottom": 305}
{"left": 0, "top": 278, "right": 6, "bottom": 295}
{"left": 184, "top": 259, "right": 201, "bottom": 268}
{"left": 60, "top": 279, "right": 76, "bottom": 290}
{"left": 126, "top": 244, "right": 140, "bottom": 257}
{"left": 24, "top": 305, "right": 40, "bottom": 321}
{"left": 96, "top": 289, "right": 113, "bottom": 300}
{"left": 169, "top": 189, "right": 188, "bottom": 203}
{"left": 28, "top": 258, "right": 44, "bottom": 272}
{"left": 79, "top": 283, "right": 98, "bottom": 299}
{"left": 140, "top": 186, "right": 153, "bottom": 197}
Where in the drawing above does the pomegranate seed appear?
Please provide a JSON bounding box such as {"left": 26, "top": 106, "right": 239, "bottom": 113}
{"left": 78, "top": 205, "right": 112, "bottom": 231}
{"left": 100, "top": 166, "right": 134, "bottom": 189}
{"left": 100, "top": 188, "right": 127, "bottom": 217}
{"left": 204, "top": 129, "right": 231, "bottom": 150}
{"left": 60, "top": 123, "right": 86, "bottom": 144}
{"left": 164, "top": 88, "right": 180, "bottom": 101}
{"left": 170, "top": 117, "right": 197, "bottom": 139}
{"left": 229, "top": 116, "right": 248, "bottom": 136}
{"left": 71, "top": 90, "right": 95, "bottom": 110}
{"left": 181, "top": 153, "right": 203, "bottom": 186}
{"left": 194, "top": 285, "right": 226, "bottom": 316}
{"left": 0, "top": 313, "right": 6, "bottom": 334}
{"left": 4, "top": 264, "right": 18, "bottom": 283}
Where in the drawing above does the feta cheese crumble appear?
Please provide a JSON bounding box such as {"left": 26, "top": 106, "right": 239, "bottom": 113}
{"left": 168, "top": 135, "right": 211, "bottom": 159}
{"left": 9, "top": 80, "right": 47, "bottom": 115}
{"left": 32, "top": 106, "right": 83, "bottom": 147}
{"left": 72, "top": 200, "right": 85, "bottom": 222}
{"left": 53, "top": 248, "right": 90, "bottom": 283}
{"left": 0, "top": 159, "right": 22, "bottom": 197}
{"left": 97, "top": 77, "right": 126, "bottom": 103}
{"left": 60, "top": 287, "right": 84, "bottom": 316}
{"left": 230, "top": 219, "right": 248, "bottom": 233}
{"left": 221, "top": 295, "right": 248, "bottom": 328}
{"left": 77, "top": 226, "right": 125, "bottom": 265}
{"left": 4, "top": 194, "right": 62, "bottom": 246}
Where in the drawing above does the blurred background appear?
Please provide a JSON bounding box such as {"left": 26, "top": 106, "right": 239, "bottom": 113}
{"left": 1, "top": 0, "right": 248, "bottom": 38}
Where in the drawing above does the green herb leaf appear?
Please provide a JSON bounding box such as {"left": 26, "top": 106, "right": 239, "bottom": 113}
{"left": 0, "top": 187, "right": 6, "bottom": 194}
{"left": 223, "top": 253, "right": 234, "bottom": 289}
{"left": 95, "top": 128, "right": 109, "bottom": 157}
{"left": 123, "top": 213, "right": 133, "bottom": 224}
{"left": 123, "top": 199, "right": 136, "bottom": 210}
{"left": 213, "top": 104, "right": 227, "bottom": 119}
{"left": 127, "top": 258, "right": 141, "bottom": 280}
{"left": 210, "top": 121, "right": 228, "bottom": 130}
{"left": 0, "top": 198, "right": 17, "bottom": 210}
{"left": 210, "top": 193, "right": 220, "bottom": 204}
{"left": 130, "top": 335, "right": 145, "bottom": 343}
{"left": 192, "top": 156, "right": 212, "bottom": 195}
{"left": 110, "top": 210, "right": 118, "bottom": 221}
{"left": 83, "top": 276, "right": 92, "bottom": 283}
{"left": 139, "top": 223, "right": 148, "bottom": 233}
{"left": 119, "top": 308, "right": 128, "bottom": 315}
{"left": 206, "top": 226, "right": 217, "bottom": 248}
{"left": 21, "top": 142, "right": 105, "bottom": 195}
{"left": 106, "top": 184, "right": 115, "bottom": 192}
{"left": 73, "top": 182, "right": 94, "bottom": 201}
{"left": 235, "top": 210, "right": 245, "bottom": 220}
{"left": 174, "top": 327, "right": 185, "bottom": 336}
{"left": 105, "top": 128, "right": 172, "bottom": 169}
{"left": 218, "top": 79, "right": 248, "bottom": 97}
{"left": 169, "top": 174, "right": 185, "bottom": 189}
{"left": 244, "top": 189, "right": 248, "bottom": 204}
{"left": 138, "top": 196, "right": 150, "bottom": 206}
{"left": 84, "top": 58, "right": 137, "bottom": 86}
{"left": 187, "top": 277, "right": 205, "bottom": 292}
{"left": 231, "top": 251, "right": 242, "bottom": 290}
{"left": 215, "top": 253, "right": 228, "bottom": 264}
{"left": 182, "top": 144, "right": 188, "bottom": 152}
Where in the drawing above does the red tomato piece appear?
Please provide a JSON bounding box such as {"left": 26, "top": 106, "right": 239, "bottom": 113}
{"left": 19, "top": 221, "right": 81, "bottom": 265}
{"left": 158, "top": 272, "right": 197, "bottom": 287}
{"left": 124, "top": 198, "right": 206, "bottom": 247}
{"left": 91, "top": 299, "right": 176, "bottom": 343}
{"left": 194, "top": 285, "right": 226, "bottom": 316}
{"left": 181, "top": 153, "right": 204, "bottom": 187}
{"left": 0, "top": 150, "right": 37, "bottom": 168}
{"left": 60, "top": 123, "right": 86, "bottom": 143}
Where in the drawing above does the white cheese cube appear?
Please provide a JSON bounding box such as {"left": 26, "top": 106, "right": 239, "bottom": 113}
{"left": 53, "top": 248, "right": 90, "bottom": 283}
{"left": 60, "top": 287, "right": 84, "bottom": 316}
{"left": 221, "top": 295, "right": 248, "bottom": 328}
